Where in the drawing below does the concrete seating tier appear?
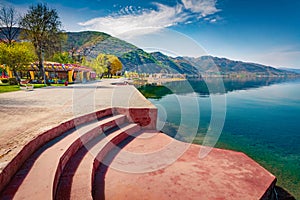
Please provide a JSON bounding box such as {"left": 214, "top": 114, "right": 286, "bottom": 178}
{"left": 55, "top": 123, "right": 140, "bottom": 200}
{"left": 0, "top": 108, "right": 143, "bottom": 200}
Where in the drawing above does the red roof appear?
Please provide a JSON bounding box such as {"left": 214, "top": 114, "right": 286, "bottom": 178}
{"left": 29, "top": 62, "right": 95, "bottom": 73}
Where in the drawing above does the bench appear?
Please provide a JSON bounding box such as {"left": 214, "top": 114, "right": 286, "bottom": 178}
{"left": 20, "top": 81, "right": 34, "bottom": 91}
{"left": 25, "top": 84, "right": 34, "bottom": 91}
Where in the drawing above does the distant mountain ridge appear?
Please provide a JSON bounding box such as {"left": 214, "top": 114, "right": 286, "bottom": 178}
{"left": 278, "top": 68, "right": 300, "bottom": 74}
{"left": 63, "top": 31, "right": 137, "bottom": 57}
{"left": 185, "top": 56, "right": 291, "bottom": 76}
{"left": 62, "top": 31, "right": 296, "bottom": 76}
{"left": 1, "top": 28, "right": 297, "bottom": 76}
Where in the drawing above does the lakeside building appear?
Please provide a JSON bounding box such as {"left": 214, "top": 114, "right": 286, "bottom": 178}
{"left": 1, "top": 62, "right": 96, "bottom": 83}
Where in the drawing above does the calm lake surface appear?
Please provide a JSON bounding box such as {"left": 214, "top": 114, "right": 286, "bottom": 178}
{"left": 137, "top": 77, "right": 300, "bottom": 198}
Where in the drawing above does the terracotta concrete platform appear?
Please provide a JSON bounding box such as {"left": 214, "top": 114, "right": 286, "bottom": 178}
{"left": 98, "top": 131, "right": 276, "bottom": 200}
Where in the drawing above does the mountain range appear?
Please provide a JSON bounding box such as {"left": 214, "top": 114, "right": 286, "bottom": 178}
{"left": 1, "top": 28, "right": 298, "bottom": 76}
{"left": 278, "top": 68, "right": 300, "bottom": 74}
{"left": 62, "top": 31, "right": 297, "bottom": 76}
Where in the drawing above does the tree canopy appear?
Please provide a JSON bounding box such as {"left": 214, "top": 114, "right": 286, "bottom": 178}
{"left": 81, "top": 55, "right": 106, "bottom": 76}
{"left": 19, "top": 3, "right": 64, "bottom": 78}
{"left": 109, "top": 55, "right": 122, "bottom": 75}
{"left": 52, "top": 52, "right": 74, "bottom": 64}
{"left": 96, "top": 54, "right": 122, "bottom": 77}
{"left": 83, "top": 54, "right": 122, "bottom": 78}
{"left": 0, "top": 42, "right": 37, "bottom": 82}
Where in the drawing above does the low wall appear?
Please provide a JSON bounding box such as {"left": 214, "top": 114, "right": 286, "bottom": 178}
{"left": 113, "top": 107, "right": 157, "bottom": 130}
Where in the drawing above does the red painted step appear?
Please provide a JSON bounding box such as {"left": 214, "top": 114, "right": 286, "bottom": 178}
{"left": 55, "top": 123, "right": 140, "bottom": 200}
{"left": 0, "top": 114, "right": 126, "bottom": 200}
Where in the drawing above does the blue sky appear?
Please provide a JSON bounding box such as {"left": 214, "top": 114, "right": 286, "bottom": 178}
{"left": 2, "top": 0, "right": 300, "bottom": 68}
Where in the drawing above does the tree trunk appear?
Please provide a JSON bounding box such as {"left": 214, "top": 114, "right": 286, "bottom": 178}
{"left": 13, "top": 68, "right": 21, "bottom": 85}
{"left": 38, "top": 62, "right": 45, "bottom": 80}
{"left": 36, "top": 47, "right": 45, "bottom": 80}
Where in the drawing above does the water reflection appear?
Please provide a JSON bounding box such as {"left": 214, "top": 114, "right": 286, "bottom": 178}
{"left": 137, "top": 77, "right": 298, "bottom": 99}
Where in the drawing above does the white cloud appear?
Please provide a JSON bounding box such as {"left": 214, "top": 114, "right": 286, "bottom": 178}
{"left": 204, "top": 15, "right": 221, "bottom": 23}
{"left": 79, "top": 3, "right": 186, "bottom": 37}
{"left": 182, "top": 0, "right": 219, "bottom": 16}
{"left": 79, "top": 0, "right": 219, "bottom": 38}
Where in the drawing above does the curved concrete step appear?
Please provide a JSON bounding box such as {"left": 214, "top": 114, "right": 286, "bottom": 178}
{"left": 92, "top": 133, "right": 139, "bottom": 200}
{"left": 0, "top": 114, "right": 126, "bottom": 200}
{"left": 91, "top": 129, "right": 143, "bottom": 200}
{"left": 55, "top": 123, "right": 141, "bottom": 200}
{"left": 0, "top": 108, "right": 114, "bottom": 194}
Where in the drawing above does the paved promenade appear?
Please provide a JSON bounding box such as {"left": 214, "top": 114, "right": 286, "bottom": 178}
{"left": 0, "top": 79, "right": 154, "bottom": 168}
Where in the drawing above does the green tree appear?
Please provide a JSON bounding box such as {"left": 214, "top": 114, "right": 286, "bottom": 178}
{"left": 91, "top": 54, "right": 122, "bottom": 78}
{"left": 52, "top": 52, "right": 74, "bottom": 64}
{"left": 90, "top": 54, "right": 107, "bottom": 77}
{"left": 19, "top": 3, "right": 63, "bottom": 79}
{"left": 108, "top": 55, "right": 122, "bottom": 76}
{"left": 81, "top": 54, "right": 123, "bottom": 78}
{"left": 81, "top": 56, "right": 89, "bottom": 67}
{"left": 0, "top": 42, "right": 37, "bottom": 83}
{"left": 80, "top": 56, "right": 104, "bottom": 77}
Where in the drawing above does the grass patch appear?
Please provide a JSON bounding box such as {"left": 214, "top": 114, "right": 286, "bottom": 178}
{"left": 32, "top": 84, "right": 46, "bottom": 88}
{"left": 0, "top": 83, "right": 66, "bottom": 93}
{"left": 0, "top": 85, "right": 20, "bottom": 93}
{"left": 32, "top": 84, "right": 65, "bottom": 88}
{"left": 50, "top": 84, "right": 64, "bottom": 87}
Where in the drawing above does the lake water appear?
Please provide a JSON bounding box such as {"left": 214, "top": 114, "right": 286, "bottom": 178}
{"left": 137, "top": 77, "right": 300, "bottom": 198}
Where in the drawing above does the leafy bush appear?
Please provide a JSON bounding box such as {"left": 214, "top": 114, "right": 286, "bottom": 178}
{"left": 8, "top": 78, "right": 18, "bottom": 85}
